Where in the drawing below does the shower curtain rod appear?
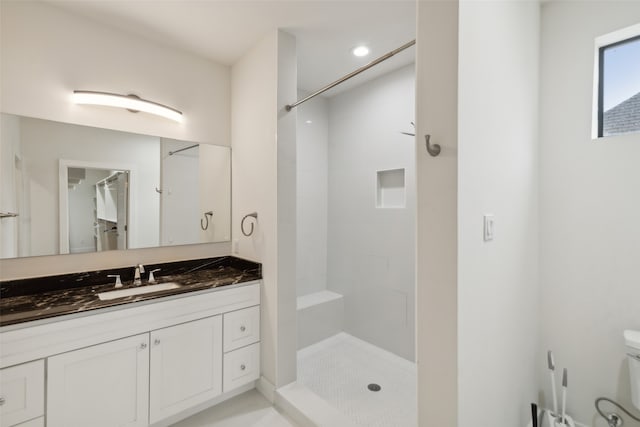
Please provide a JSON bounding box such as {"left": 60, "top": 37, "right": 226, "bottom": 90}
{"left": 169, "top": 144, "right": 199, "bottom": 156}
{"left": 285, "top": 39, "right": 416, "bottom": 112}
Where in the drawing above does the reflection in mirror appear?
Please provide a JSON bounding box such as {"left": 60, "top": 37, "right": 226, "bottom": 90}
{"left": 0, "top": 113, "right": 231, "bottom": 259}
{"left": 67, "top": 167, "right": 129, "bottom": 254}
{"left": 160, "top": 139, "right": 231, "bottom": 246}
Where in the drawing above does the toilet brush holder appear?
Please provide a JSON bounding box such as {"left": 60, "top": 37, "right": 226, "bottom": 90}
{"left": 545, "top": 410, "right": 575, "bottom": 427}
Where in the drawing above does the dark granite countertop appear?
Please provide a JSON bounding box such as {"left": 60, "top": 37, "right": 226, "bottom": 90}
{"left": 0, "top": 256, "right": 261, "bottom": 328}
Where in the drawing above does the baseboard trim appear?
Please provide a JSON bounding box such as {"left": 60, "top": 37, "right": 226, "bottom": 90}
{"left": 150, "top": 382, "right": 255, "bottom": 427}
{"left": 275, "top": 381, "right": 358, "bottom": 427}
{"left": 256, "top": 375, "right": 276, "bottom": 403}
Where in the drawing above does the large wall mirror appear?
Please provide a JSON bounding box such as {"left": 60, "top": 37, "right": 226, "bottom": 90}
{"left": 0, "top": 113, "right": 231, "bottom": 259}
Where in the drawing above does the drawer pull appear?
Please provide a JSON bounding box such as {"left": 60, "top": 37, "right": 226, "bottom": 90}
{"left": 240, "top": 364, "right": 246, "bottom": 371}
{"left": 154, "top": 338, "right": 161, "bottom": 346}
{"left": 0, "top": 396, "right": 5, "bottom": 405}
{"left": 140, "top": 343, "right": 147, "bottom": 350}
{"left": 240, "top": 325, "right": 246, "bottom": 332}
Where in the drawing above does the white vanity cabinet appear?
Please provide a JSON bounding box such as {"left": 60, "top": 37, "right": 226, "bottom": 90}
{"left": 0, "top": 360, "right": 44, "bottom": 427}
{"left": 47, "top": 334, "right": 150, "bottom": 427}
{"left": 0, "top": 281, "right": 261, "bottom": 427}
{"left": 149, "top": 316, "right": 223, "bottom": 424}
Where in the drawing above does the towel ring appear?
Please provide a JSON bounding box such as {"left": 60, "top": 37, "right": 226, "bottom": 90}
{"left": 241, "top": 212, "right": 258, "bottom": 236}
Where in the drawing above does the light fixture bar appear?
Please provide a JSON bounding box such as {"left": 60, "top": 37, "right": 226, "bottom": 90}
{"left": 72, "top": 90, "right": 183, "bottom": 122}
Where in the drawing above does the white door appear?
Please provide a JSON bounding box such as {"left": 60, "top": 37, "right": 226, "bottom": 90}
{"left": 149, "top": 315, "right": 223, "bottom": 424}
{"left": 47, "top": 333, "right": 149, "bottom": 427}
{"left": 116, "top": 171, "right": 128, "bottom": 249}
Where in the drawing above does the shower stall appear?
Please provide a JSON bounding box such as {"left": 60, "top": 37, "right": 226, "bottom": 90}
{"left": 294, "top": 62, "right": 417, "bottom": 427}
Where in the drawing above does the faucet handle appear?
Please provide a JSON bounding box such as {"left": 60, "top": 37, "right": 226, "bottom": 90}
{"left": 149, "top": 269, "right": 161, "bottom": 283}
{"left": 107, "top": 274, "right": 123, "bottom": 288}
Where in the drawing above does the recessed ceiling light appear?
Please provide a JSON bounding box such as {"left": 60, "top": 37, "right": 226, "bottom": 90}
{"left": 305, "top": 120, "right": 313, "bottom": 124}
{"left": 352, "top": 45, "right": 370, "bottom": 57}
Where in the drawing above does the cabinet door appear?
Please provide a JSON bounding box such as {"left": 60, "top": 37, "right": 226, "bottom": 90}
{"left": 0, "top": 360, "right": 44, "bottom": 427}
{"left": 149, "top": 315, "right": 222, "bottom": 424}
{"left": 47, "top": 334, "right": 149, "bottom": 427}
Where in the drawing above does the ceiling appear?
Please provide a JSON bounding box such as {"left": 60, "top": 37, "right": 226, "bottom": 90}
{"left": 48, "top": 0, "right": 416, "bottom": 96}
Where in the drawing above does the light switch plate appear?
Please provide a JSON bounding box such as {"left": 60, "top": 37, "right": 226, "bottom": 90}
{"left": 484, "top": 214, "right": 495, "bottom": 242}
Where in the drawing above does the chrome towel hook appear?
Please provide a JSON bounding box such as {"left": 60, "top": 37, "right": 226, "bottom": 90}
{"left": 425, "top": 134, "right": 441, "bottom": 157}
{"left": 200, "top": 211, "right": 213, "bottom": 231}
{"left": 241, "top": 212, "right": 258, "bottom": 237}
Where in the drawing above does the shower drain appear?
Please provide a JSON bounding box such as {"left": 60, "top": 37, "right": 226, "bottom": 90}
{"left": 367, "top": 383, "right": 382, "bottom": 392}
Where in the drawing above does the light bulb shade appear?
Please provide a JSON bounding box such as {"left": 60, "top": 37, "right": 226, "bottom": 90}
{"left": 72, "top": 91, "right": 183, "bottom": 122}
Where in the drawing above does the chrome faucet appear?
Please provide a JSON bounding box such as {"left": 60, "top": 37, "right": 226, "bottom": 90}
{"left": 133, "top": 264, "right": 145, "bottom": 286}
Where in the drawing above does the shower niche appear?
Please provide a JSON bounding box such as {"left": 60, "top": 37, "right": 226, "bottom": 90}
{"left": 376, "top": 168, "right": 406, "bottom": 208}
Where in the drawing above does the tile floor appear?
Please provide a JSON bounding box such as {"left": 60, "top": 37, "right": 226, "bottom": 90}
{"left": 172, "top": 389, "right": 298, "bottom": 427}
{"left": 297, "top": 332, "right": 417, "bottom": 427}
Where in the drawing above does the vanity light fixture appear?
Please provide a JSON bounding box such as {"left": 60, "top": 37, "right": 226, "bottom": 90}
{"left": 72, "top": 91, "right": 183, "bottom": 122}
{"left": 352, "top": 45, "right": 370, "bottom": 57}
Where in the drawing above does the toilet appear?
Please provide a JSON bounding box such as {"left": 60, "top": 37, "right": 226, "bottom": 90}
{"left": 624, "top": 329, "right": 640, "bottom": 411}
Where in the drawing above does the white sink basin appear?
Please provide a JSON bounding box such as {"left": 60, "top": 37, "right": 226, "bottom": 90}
{"left": 98, "top": 283, "right": 180, "bottom": 301}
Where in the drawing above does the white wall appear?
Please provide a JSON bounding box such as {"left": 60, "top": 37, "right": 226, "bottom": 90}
{"left": 296, "top": 92, "right": 329, "bottom": 298}
{"left": 539, "top": 2, "right": 640, "bottom": 425}
{"left": 0, "top": 1, "right": 231, "bottom": 280}
{"left": 0, "top": 1, "right": 229, "bottom": 146}
{"left": 458, "top": 2, "right": 540, "bottom": 426}
{"left": 231, "top": 30, "right": 297, "bottom": 391}
{"left": 415, "top": 1, "right": 459, "bottom": 425}
{"left": 326, "top": 64, "right": 416, "bottom": 361}
{"left": 0, "top": 114, "right": 21, "bottom": 258}
{"left": 19, "top": 117, "right": 160, "bottom": 256}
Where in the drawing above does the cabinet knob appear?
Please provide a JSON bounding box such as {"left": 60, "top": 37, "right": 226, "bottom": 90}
{"left": 240, "top": 364, "right": 246, "bottom": 371}
{"left": 154, "top": 338, "right": 161, "bottom": 346}
{"left": 140, "top": 343, "right": 147, "bottom": 350}
{"left": 0, "top": 396, "right": 5, "bottom": 405}
{"left": 240, "top": 325, "right": 246, "bottom": 332}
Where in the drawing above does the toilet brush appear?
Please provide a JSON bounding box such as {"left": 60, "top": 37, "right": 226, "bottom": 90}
{"left": 548, "top": 351, "right": 558, "bottom": 417}
{"left": 551, "top": 368, "right": 574, "bottom": 427}
{"left": 561, "top": 368, "right": 568, "bottom": 424}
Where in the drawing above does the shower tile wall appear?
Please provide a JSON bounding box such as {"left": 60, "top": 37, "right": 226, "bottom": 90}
{"left": 296, "top": 91, "right": 329, "bottom": 297}
{"left": 327, "top": 65, "right": 416, "bottom": 362}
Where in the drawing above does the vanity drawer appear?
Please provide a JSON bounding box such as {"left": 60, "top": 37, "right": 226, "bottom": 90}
{"left": 0, "top": 360, "right": 44, "bottom": 427}
{"left": 223, "top": 343, "right": 260, "bottom": 392}
{"left": 223, "top": 305, "right": 260, "bottom": 352}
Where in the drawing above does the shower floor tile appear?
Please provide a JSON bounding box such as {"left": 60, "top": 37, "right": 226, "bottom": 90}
{"left": 297, "top": 332, "right": 417, "bottom": 427}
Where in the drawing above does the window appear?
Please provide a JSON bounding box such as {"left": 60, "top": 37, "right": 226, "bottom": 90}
{"left": 593, "top": 24, "right": 640, "bottom": 138}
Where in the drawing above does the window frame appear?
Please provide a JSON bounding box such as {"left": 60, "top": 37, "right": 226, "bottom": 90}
{"left": 592, "top": 23, "right": 640, "bottom": 140}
